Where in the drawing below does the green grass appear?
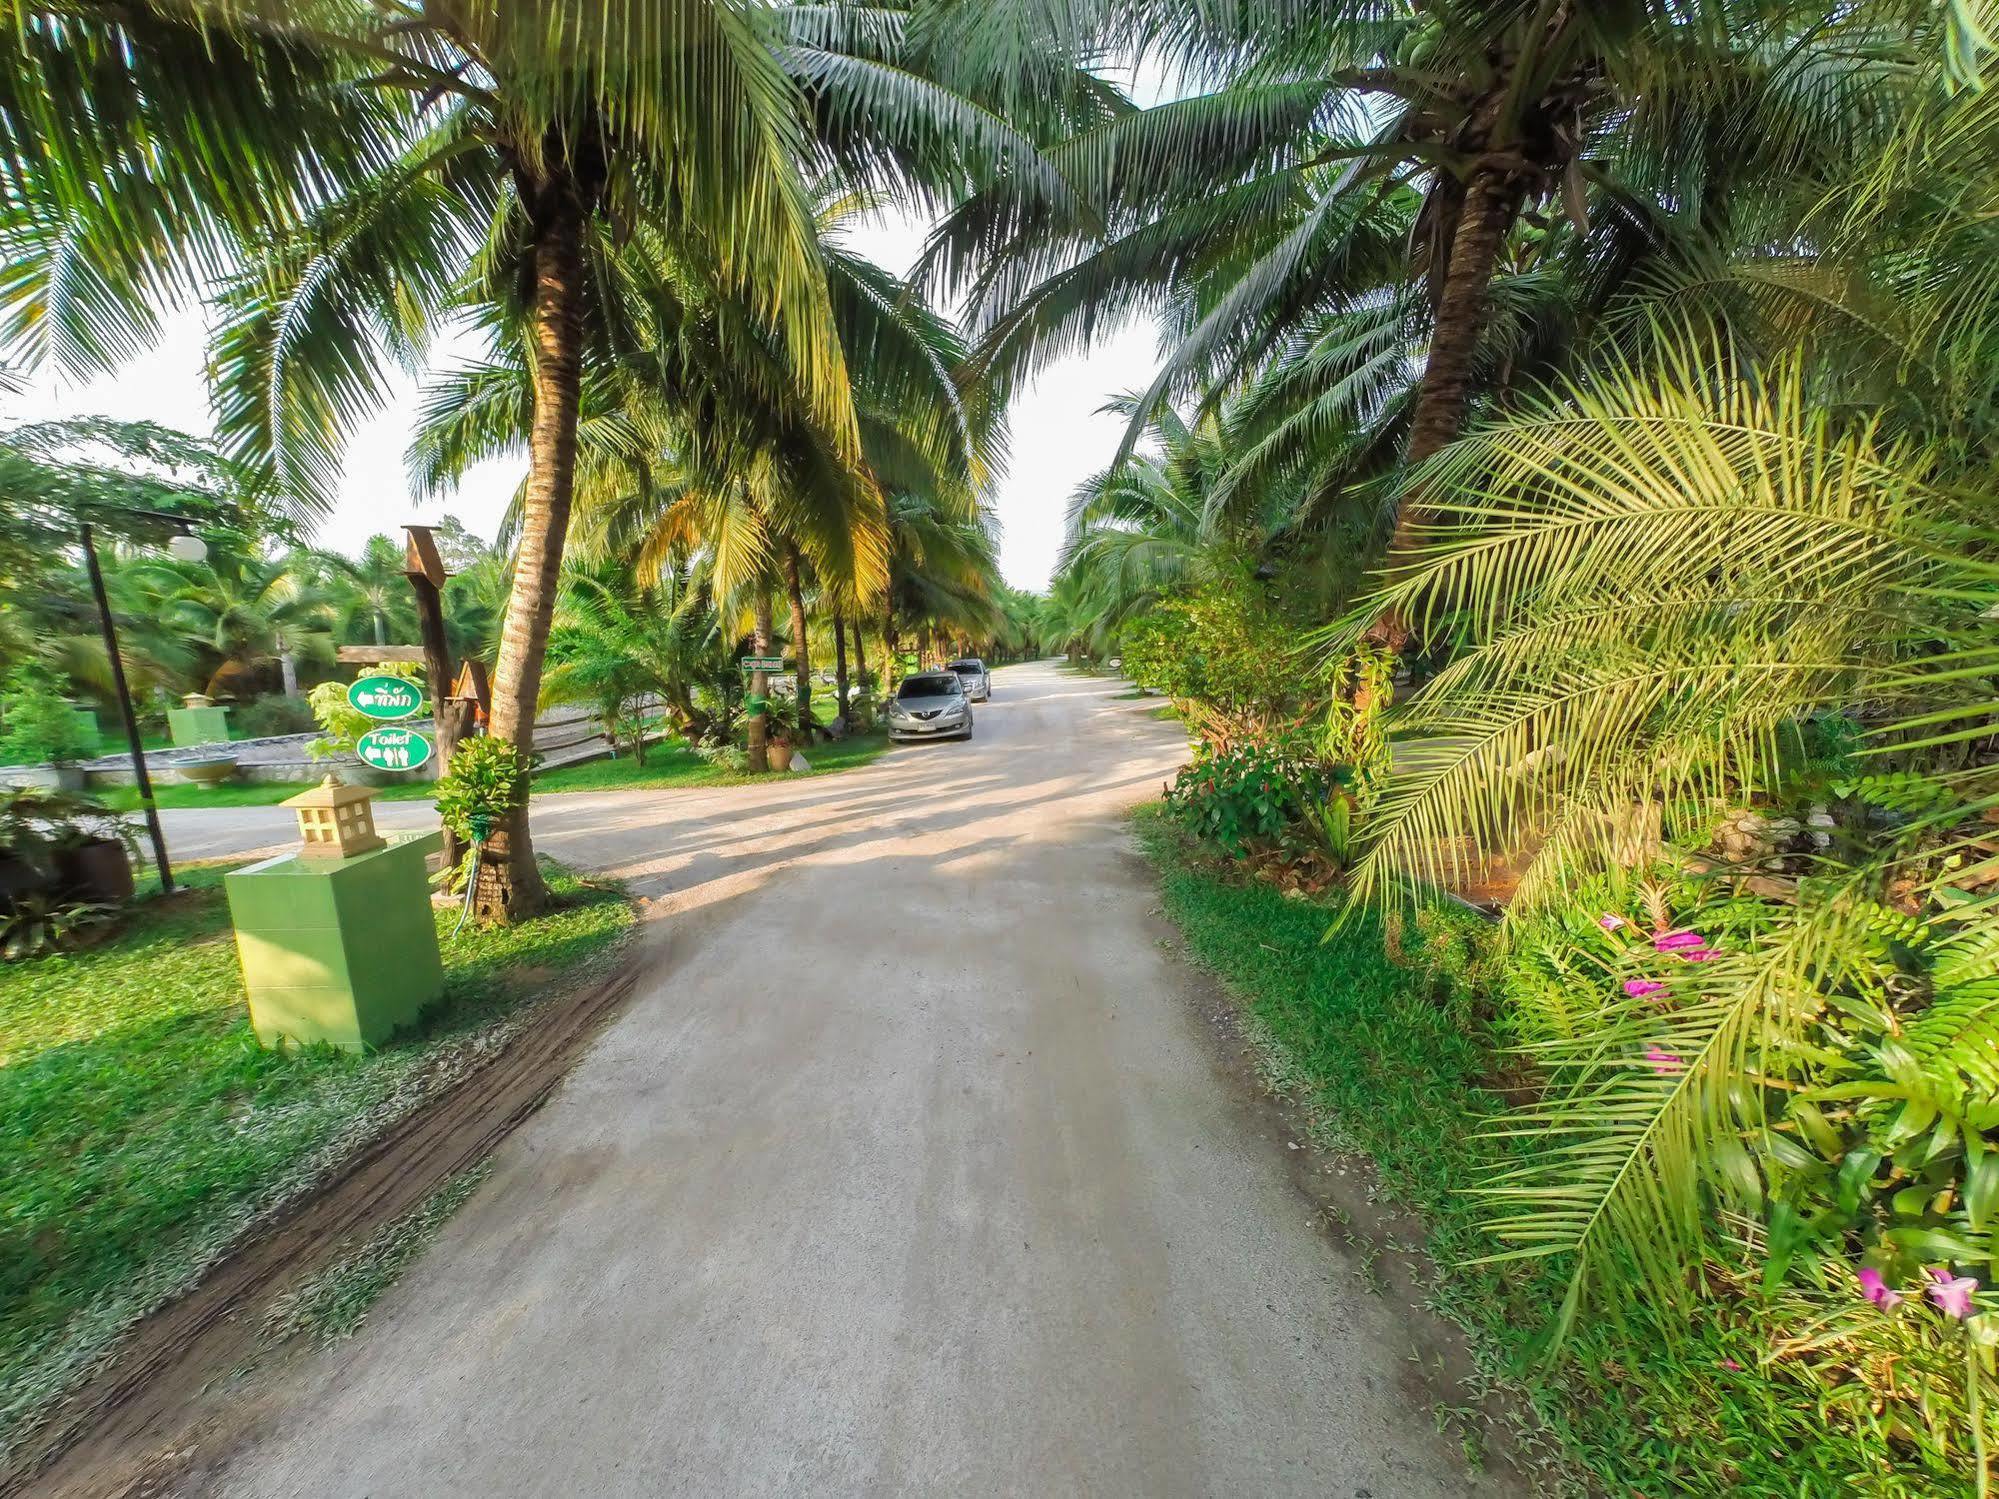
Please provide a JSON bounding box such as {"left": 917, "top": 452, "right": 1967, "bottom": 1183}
{"left": 0, "top": 861, "right": 633, "bottom": 1456}
{"left": 530, "top": 729, "right": 890, "bottom": 793}
{"left": 261, "top": 1163, "right": 493, "bottom": 1348}
{"left": 96, "top": 779, "right": 310, "bottom": 811}
{"left": 1135, "top": 807, "right": 1978, "bottom": 1498}
{"left": 91, "top": 730, "right": 893, "bottom": 810}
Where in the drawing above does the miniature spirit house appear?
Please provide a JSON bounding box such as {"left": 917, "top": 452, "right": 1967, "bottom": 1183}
{"left": 285, "top": 775, "right": 386, "bottom": 861}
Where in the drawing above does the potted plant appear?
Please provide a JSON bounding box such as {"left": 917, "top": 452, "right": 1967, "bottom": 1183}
{"left": 52, "top": 799, "right": 137, "bottom": 905}
{"left": 0, "top": 665, "right": 97, "bottom": 790}
{"left": 762, "top": 694, "right": 802, "bottom": 771}
{"left": 0, "top": 787, "right": 136, "bottom": 907}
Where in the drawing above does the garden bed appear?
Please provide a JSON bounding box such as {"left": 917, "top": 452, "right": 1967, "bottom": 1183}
{"left": 0, "top": 861, "right": 635, "bottom": 1467}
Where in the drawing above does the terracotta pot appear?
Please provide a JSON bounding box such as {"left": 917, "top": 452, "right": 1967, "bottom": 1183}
{"left": 766, "top": 737, "right": 794, "bottom": 772}
{"left": 0, "top": 851, "right": 54, "bottom": 910}
{"left": 57, "top": 838, "right": 133, "bottom": 904}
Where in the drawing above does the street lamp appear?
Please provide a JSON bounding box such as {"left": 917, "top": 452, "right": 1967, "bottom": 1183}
{"left": 78, "top": 510, "right": 206, "bottom": 894}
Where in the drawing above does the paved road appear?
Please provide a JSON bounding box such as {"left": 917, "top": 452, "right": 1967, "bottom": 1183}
{"left": 206, "top": 663, "right": 1516, "bottom": 1498}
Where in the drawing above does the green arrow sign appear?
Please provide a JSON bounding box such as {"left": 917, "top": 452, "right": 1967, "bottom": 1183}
{"left": 347, "top": 674, "right": 423, "bottom": 721}
{"left": 354, "top": 725, "right": 433, "bottom": 773}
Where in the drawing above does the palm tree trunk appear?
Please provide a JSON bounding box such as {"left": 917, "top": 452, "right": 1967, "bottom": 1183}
{"left": 849, "top": 618, "right": 867, "bottom": 707}
{"left": 279, "top": 643, "right": 298, "bottom": 698}
{"left": 480, "top": 183, "right": 588, "bottom": 921}
{"left": 1369, "top": 166, "right": 1525, "bottom": 655}
{"left": 748, "top": 588, "right": 774, "bottom": 773}
{"left": 831, "top": 608, "right": 850, "bottom": 734}
{"left": 783, "top": 548, "right": 813, "bottom": 743}
{"left": 373, "top": 611, "right": 386, "bottom": 647}
{"left": 883, "top": 605, "right": 900, "bottom": 692}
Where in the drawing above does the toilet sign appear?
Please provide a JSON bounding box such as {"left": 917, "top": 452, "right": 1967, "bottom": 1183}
{"left": 347, "top": 674, "right": 423, "bottom": 721}
{"left": 354, "top": 725, "right": 434, "bottom": 773}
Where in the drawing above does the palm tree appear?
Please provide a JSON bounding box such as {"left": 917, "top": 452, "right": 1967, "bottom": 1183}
{"left": 138, "top": 536, "right": 332, "bottom": 699}
{"left": 0, "top": 2, "right": 885, "bottom": 916}
{"left": 309, "top": 535, "right": 419, "bottom": 652}
{"left": 941, "top": 0, "right": 1930, "bottom": 650}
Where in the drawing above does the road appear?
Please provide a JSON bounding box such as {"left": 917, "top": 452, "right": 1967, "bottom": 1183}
{"left": 202, "top": 663, "right": 1518, "bottom": 1498}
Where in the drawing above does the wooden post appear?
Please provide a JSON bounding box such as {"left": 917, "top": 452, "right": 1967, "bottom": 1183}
{"left": 403, "top": 526, "right": 462, "bottom": 864}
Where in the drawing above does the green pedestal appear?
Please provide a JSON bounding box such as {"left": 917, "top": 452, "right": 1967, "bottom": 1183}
{"left": 167, "top": 705, "right": 231, "bottom": 747}
{"left": 225, "top": 830, "right": 444, "bottom": 1052}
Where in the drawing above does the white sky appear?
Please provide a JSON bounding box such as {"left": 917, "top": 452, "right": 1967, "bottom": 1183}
{"left": 0, "top": 211, "right": 1157, "bottom": 592}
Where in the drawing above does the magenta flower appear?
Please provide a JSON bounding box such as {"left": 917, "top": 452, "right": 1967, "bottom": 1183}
{"left": 1644, "top": 1047, "right": 1684, "bottom": 1075}
{"left": 1927, "top": 1268, "right": 1979, "bottom": 1320}
{"left": 1654, "top": 930, "right": 1708, "bottom": 952}
{"left": 1719, "top": 1358, "right": 1743, "bottom": 1371}
{"left": 1857, "top": 1267, "right": 1901, "bottom": 1309}
{"left": 1598, "top": 913, "right": 1627, "bottom": 932}
{"left": 1677, "top": 946, "right": 1717, "bottom": 963}
{"left": 1624, "top": 978, "right": 1667, "bottom": 1000}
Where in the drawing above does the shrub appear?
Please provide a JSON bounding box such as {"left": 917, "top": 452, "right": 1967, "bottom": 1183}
{"left": 1165, "top": 740, "right": 1330, "bottom": 856}
{"left": 1118, "top": 580, "right": 1303, "bottom": 746}
{"left": 234, "top": 696, "right": 318, "bottom": 739}
{"left": 0, "top": 667, "right": 95, "bottom": 767}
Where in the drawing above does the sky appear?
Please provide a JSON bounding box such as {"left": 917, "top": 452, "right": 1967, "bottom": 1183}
{"left": 0, "top": 212, "right": 1158, "bottom": 593}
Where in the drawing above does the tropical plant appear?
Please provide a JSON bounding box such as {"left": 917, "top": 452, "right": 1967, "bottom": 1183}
{"left": 137, "top": 534, "right": 332, "bottom": 699}
{"left": 0, "top": 665, "right": 94, "bottom": 767}
{"left": 947, "top": 0, "right": 1937, "bottom": 650}
{"left": 0, "top": 0, "right": 944, "bottom": 915}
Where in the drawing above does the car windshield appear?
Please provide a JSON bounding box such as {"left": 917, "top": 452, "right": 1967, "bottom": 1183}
{"left": 898, "top": 676, "right": 960, "bottom": 700}
{"left": 949, "top": 662, "right": 982, "bottom": 674}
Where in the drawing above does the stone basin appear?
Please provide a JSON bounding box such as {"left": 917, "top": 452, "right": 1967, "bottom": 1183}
{"left": 176, "top": 755, "right": 239, "bottom": 787}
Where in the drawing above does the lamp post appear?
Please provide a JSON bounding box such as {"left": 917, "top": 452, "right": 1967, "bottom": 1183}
{"left": 77, "top": 510, "right": 206, "bottom": 894}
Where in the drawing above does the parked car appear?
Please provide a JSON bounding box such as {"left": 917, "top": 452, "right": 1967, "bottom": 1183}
{"left": 887, "top": 672, "right": 974, "bottom": 742}
{"left": 945, "top": 657, "right": 991, "bottom": 702}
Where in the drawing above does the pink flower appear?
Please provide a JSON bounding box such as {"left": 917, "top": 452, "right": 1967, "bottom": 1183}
{"left": 1719, "top": 1358, "right": 1743, "bottom": 1371}
{"left": 1644, "top": 1047, "right": 1684, "bottom": 1075}
{"left": 1677, "top": 946, "right": 1717, "bottom": 963}
{"left": 1858, "top": 1267, "right": 1901, "bottom": 1309}
{"left": 1624, "top": 979, "right": 1667, "bottom": 1000}
{"left": 1927, "top": 1268, "right": 1979, "bottom": 1320}
{"left": 1598, "top": 913, "right": 1627, "bottom": 932}
{"left": 1654, "top": 930, "right": 1707, "bottom": 952}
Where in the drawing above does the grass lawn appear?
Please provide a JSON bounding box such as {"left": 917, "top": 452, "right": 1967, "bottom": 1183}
{"left": 0, "top": 861, "right": 634, "bottom": 1456}
{"left": 93, "top": 730, "right": 893, "bottom": 811}
{"left": 1135, "top": 807, "right": 1968, "bottom": 1499}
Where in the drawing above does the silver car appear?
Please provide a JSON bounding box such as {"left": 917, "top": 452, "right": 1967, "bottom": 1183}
{"left": 888, "top": 671, "right": 974, "bottom": 742}
{"left": 946, "top": 657, "right": 991, "bottom": 701}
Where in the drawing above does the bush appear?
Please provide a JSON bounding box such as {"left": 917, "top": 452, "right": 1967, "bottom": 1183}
{"left": 1118, "top": 579, "right": 1303, "bottom": 745}
{"left": 1165, "top": 740, "right": 1330, "bottom": 856}
{"left": 233, "top": 696, "right": 318, "bottom": 739}
{"left": 0, "top": 667, "right": 95, "bottom": 767}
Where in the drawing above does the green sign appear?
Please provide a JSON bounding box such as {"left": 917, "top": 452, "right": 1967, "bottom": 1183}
{"left": 347, "top": 674, "right": 423, "bottom": 721}
{"left": 740, "top": 656, "right": 785, "bottom": 674}
{"left": 354, "top": 725, "right": 433, "bottom": 773}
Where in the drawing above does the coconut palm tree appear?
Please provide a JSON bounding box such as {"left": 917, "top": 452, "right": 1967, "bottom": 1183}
{"left": 137, "top": 535, "right": 334, "bottom": 699}
{"left": 307, "top": 535, "right": 419, "bottom": 651}
{"left": 940, "top": 0, "right": 1933, "bottom": 650}
{"left": 0, "top": 2, "right": 899, "bottom": 916}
